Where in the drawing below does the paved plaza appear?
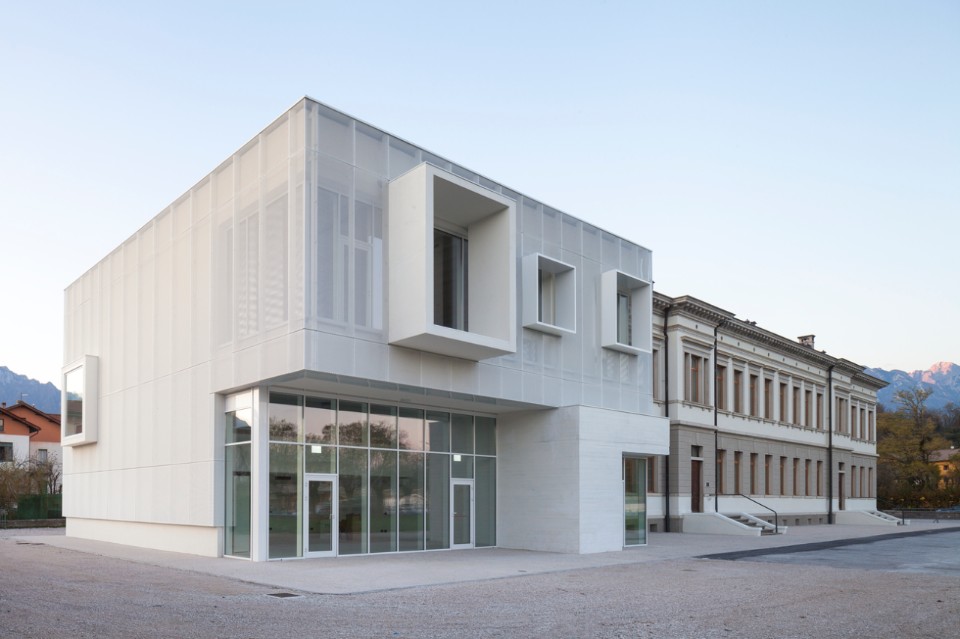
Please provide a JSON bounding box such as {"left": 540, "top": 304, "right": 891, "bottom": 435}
{"left": 2, "top": 523, "right": 958, "bottom": 638}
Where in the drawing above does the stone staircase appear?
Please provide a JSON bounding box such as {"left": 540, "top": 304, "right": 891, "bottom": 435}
{"left": 726, "top": 512, "right": 787, "bottom": 535}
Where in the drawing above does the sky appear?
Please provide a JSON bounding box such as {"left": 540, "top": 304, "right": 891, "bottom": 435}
{"left": 1, "top": 1, "right": 957, "bottom": 386}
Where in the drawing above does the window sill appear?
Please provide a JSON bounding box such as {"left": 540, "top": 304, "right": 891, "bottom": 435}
{"left": 603, "top": 342, "right": 646, "bottom": 356}
{"left": 524, "top": 320, "right": 576, "bottom": 337}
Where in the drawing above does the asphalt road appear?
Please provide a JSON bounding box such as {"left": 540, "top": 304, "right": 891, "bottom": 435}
{"left": 1, "top": 529, "right": 958, "bottom": 638}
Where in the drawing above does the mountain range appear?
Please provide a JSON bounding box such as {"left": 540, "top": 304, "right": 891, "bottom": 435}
{"left": 0, "top": 366, "right": 61, "bottom": 413}
{"left": 866, "top": 362, "right": 960, "bottom": 411}
{"left": 2, "top": 361, "right": 958, "bottom": 416}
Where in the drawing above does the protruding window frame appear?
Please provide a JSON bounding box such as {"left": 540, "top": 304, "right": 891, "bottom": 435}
{"left": 600, "top": 269, "right": 651, "bottom": 355}
{"left": 61, "top": 355, "right": 99, "bottom": 447}
{"left": 522, "top": 253, "right": 576, "bottom": 336}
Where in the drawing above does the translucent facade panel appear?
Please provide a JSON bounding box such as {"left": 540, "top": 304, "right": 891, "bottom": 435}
{"left": 421, "top": 150, "right": 451, "bottom": 171}
{"left": 475, "top": 457, "right": 496, "bottom": 547}
{"left": 354, "top": 169, "right": 384, "bottom": 330}
{"left": 269, "top": 444, "right": 302, "bottom": 559}
{"left": 369, "top": 449, "right": 398, "bottom": 553}
{"left": 451, "top": 413, "right": 474, "bottom": 454}
{"left": 304, "top": 396, "right": 336, "bottom": 444}
{"left": 425, "top": 411, "right": 450, "bottom": 452}
{"left": 212, "top": 210, "right": 233, "bottom": 345}
{"left": 602, "top": 231, "right": 619, "bottom": 268}
{"left": 582, "top": 224, "right": 602, "bottom": 260}
{"left": 522, "top": 198, "right": 541, "bottom": 239}
{"left": 311, "top": 154, "right": 352, "bottom": 323}
{"left": 561, "top": 214, "right": 581, "bottom": 252}
{"left": 338, "top": 401, "right": 368, "bottom": 446}
{"left": 263, "top": 118, "right": 289, "bottom": 175}
{"left": 238, "top": 141, "right": 259, "bottom": 186}
{"left": 398, "top": 408, "right": 424, "bottom": 451}
{"left": 355, "top": 121, "right": 386, "bottom": 174}
{"left": 269, "top": 393, "right": 301, "bottom": 443}
{"left": 310, "top": 102, "right": 353, "bottom": 163}
{"left": 262, "top": 190, "right": 288, "bottom": 328}
{"left": 387, "top": 137, "right": 420, "bottom": 179}
{"left": 235, "top": 209, "right": 259, "bottom": 338}
{"left": 425, "top": 453, "right": 450, "bottom": 550}
{"left": 369, "top": 404, "right": 398, "bottom": 448}
{"left": 451, "top": 164, "right": 479, "bottom": 183}
{"left": 192, "top": 179, "right": 211, "bottom": 222}
{"left": 543, "top": 206, "right": 561, "bottom": 246}
{"left": 398, "top": 451, "right": 425, "bottom": 551}
{"left": 214, "top": 163, "right": 234, "bottom": 208}
{"left": 338, "top": 447, "right": 368, "bottom": 555}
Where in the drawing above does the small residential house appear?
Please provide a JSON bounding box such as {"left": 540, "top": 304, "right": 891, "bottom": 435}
{"left": 0, "top": 401, "right": 61, "bottom": 466}
{"left": 931, "top": 448, "right": 959, "bottom": 489}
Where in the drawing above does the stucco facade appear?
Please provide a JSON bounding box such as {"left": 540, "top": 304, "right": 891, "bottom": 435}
{"left": 651, "top": 294, "right": 886, "bottom": 533}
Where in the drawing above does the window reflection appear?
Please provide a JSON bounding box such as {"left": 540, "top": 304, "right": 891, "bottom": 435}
{"left": 64, "top": 366, "right": 84, "bottom": 436}
{"left": 253, "top": 394, "right": 496, "bottom": 558}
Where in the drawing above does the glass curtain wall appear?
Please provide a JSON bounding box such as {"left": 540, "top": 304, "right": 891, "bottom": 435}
{"left": 263, "top": 392, "right": 496, "bottom": 559}
{"left": 623, "top": 456, "right": 648, "bottom": 546}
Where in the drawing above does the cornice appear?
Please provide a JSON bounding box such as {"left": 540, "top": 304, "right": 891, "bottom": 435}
{"left": 722, "top": 321, "right": 835, "bottom": 368}
{"left": 655, "top": 290, "right": 880, "bottom": 380}
{"left": 851, "top": 368, "right": 888, "bottom": 390}
{"left": 655, "top": 292, "right": 734, "bottom": 326}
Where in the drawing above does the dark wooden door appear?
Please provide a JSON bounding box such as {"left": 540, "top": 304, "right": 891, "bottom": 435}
{"left": 691, "top": 460, "right": 703, "bottom": 513}
{"left": 838, "top": 472, "right": 846, "bottom": 510}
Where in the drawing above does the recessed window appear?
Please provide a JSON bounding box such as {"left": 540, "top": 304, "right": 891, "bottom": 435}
{"left": 601, "top": 270, "right": 650, "bottom": 354}
{"left": 684, "top": 353, "right": 709, "bottom": 404}
{"left": 733, "top": 370, "right": 743, "bottom": 413}
{"left": 617, "top": 293, "right": 631, "bottom": 344}
{"left": 0, "top": 442, "right": 13, "bottom": 463}
{"left": 522, "top": 253, "right": 575, "bottom": 335}
{"left": 434, "top": 229, "right": 468, "bottom": 331}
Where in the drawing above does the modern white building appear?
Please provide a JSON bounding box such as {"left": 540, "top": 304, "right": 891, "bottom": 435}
{"left": 61, "top": 98, "right": 669, "bottom": 560}
{"left": 650, "top": 294, "right": 888, "bottom": 534}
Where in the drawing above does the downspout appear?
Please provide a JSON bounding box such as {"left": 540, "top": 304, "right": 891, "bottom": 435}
{"left": 713, "top": 320, "right": 725, "bottom": 513}
{"left": 827, "top": 364, "right": 835, "bottom": 524}
{"left": 662, "top": 304, "right": 672, "bottom": 532}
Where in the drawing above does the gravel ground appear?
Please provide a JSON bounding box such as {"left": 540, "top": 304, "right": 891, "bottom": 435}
{"left": 1, "top": 532, "right": 957, "bottom": 639}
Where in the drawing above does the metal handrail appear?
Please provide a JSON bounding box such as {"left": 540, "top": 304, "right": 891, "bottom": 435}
{"left": 713, "top": 493, "right": 779, "bottom": 534}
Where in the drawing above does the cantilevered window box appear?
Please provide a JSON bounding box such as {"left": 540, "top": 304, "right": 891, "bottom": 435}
{"left": 388, "top": 163, "right": 516, "bottom": 361}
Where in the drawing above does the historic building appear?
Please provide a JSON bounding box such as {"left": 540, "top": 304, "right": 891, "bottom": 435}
{"left": 651, "top": 294, "right": 888, "bottom": 534}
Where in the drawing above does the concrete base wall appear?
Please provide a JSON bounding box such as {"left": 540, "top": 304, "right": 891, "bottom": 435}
{"left": 66, "top": 518, "right": 221, "bottom": 557}
{"left": 681, "top": 513, "right": 761, "bottom": 536}
{"left": 498, "top": 405, "right": 669, "bottom": 554}
{"left": 834, "top": 511, "right": 898, "bottom": 526}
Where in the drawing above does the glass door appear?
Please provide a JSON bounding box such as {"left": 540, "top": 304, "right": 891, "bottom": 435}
{"left": 303, "top": 474, "right": 337, "bottom": 557}
{"left": 624, "top": 457, "right": 647, "bottom": 546}
{"left": 451, "top": 479, "right": 474, "bottom": 548}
